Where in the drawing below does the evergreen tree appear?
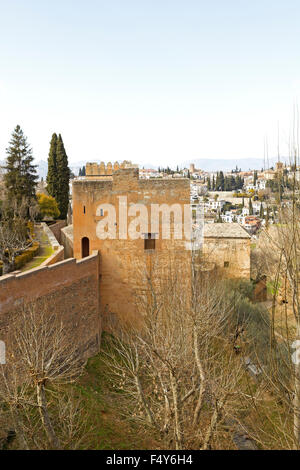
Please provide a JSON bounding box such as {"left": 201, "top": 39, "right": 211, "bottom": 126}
{"left": 266, "top": 205, "right": 269, "bottom": 227}
{"left": 249, "top": 197, "right": 253, "bottom": 215}
{"left": 253, "top": 170, "right": 258, "bottom": 186}
{"left": 3, "top": 125, "right": 38, "bottom": 203}
{"left": 259, "top": 202, "right": 264, "bottom": 218}
{"left": 46, "top": 133, "right": 58, "bottom": 199}
{"left": 82, "top": 166, "right": 86, "bottom": 176}
{"left": 55, "top": 134, "right": 70, "bottom": 219}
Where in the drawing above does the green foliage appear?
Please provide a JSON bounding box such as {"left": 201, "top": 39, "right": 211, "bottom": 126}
{"left": 259, "top": 202, "right": 264, "bottom": 218}
{"left": 224, "top": 280, "right": 270, "bottom": 360}
{"left": 224, "top": 279, "right": 255, "bottom": 301}
{"left": 46, "top": 133, "right": 70, "bottom": 220}
{"left": 46, "top": 133, "right": 58, "bottom": 198}
{"left": 249, "top": 197, "right": 253, "bottom": 215}
{"left": 37, "top": 193, "right": 60, "bottom": 219}
{"left": 3, "top": 125, "right": 38, "bottom": 203}
{"left": 56, "top": 135, "right": 70, "bottom": 219}
{"left": 213, "top": 171, "right": 244, "bottom": 191}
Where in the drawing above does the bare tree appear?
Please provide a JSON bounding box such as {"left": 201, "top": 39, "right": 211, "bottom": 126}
{"left": 244, "top": 116, "right": 300, "bottom": 450}
{"left": 103, "top": 256, "right": 245, "bottom": 450}
{"left": 0, "top": 302, "right": 89, "bottom": 449}
{"left": 0, "top": 198, "right": 33, "bottom": 274}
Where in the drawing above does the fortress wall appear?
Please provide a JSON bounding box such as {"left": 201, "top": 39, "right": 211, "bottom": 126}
{"left": 0, "top": 251, "right": 101, "bottom": 362}
{"left": 203, "top": 237, "right": 251, "bottom": 279}
{"left": 61, "top": 224, "right": 74, "bottom": 259}
{"left": 48, "top": 220, "right": 67, "bottom": 244}
{"left": 72, "top": 170, "right": 191, "bottom": 322}
{"left": 41, "top": 222, "right": 65, "bottom": 265}
{"left": 41, "top": 245, "right": 65, "bottom": 266}
{"left": 42, "top": 222, "right": 61, "bottom": 250}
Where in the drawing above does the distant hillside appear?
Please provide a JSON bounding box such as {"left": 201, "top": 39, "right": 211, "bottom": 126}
{"left": 179, "top": 157, "right": 286, "bottom": 172}
{"left": 1, "top": 157, "right": 291, "bottom": 179}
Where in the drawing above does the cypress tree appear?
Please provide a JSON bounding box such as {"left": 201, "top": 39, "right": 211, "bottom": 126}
{"left": 56, "top": 134, "right": 70, "bottom": 219}
{"left": 259, "top": 202, "right": 264, "bottom": 218}
{"left": 3, "top": 125, "right": 37, "bottom": 203}
{"left": 249, "top": 197, "right": 253, "bottom": 215}
{"left": 253, "top": 170, "right": 258, "bottom": 186}
{"left": 266, "top": 206, "right": 269, "bottom": 227}
{"left": 46, "top": 133, "right": 58, "bottom": 199}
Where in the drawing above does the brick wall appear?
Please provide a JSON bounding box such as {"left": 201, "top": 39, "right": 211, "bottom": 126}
{"left": 61, "top": 225, "right": 74, "bottom": 259}
{"left": 203, "top": 237, "right": 251, "bottom": 279}
{"left": 48, "top": 220, "right": 67, "bottom": 244}
{"left": 72, "top": 169, "right": 191, "bottom": 322}
{"left": 0, "top": 251, "right": 101, "bottom": 363}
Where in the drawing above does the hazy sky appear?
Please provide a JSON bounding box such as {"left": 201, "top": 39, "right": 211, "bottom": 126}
{"left": 1, "top": 0, "right": 300, "bottom": 166}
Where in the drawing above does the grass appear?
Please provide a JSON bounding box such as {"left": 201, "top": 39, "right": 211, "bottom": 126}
{"left": 21, "top": 230, "right": 54, "bottom": 272}
{"left": 64, "top": 342, "right": 155, "bottom": 450}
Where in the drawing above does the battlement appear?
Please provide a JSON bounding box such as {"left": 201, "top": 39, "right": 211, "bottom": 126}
{"left": 85, "top": 160, "right": 138, "bottom": 177}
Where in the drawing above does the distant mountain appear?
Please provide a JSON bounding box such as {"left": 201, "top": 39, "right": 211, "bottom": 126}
{"left": 179, "top": 158, "right": 285, "bottom": 172}
{"left": 36, "top": 160, "right": 87, "bottom": 179}
{"left": 1, "top": 157, "right": 291, "bottom": 179}
{"left": 36, "top": 160, "right": 48, "bottom": 179}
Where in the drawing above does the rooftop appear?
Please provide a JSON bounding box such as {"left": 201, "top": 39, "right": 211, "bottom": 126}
{"left": 204, "top": 223, "right": 251, "bottom": 239}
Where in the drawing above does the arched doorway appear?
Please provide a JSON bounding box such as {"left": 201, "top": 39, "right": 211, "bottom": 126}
{"left": 81, "top": 237, "right": 90, "bottom": 258}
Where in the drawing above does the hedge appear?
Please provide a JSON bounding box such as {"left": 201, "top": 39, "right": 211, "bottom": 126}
{"left": 0, "top": 241, "right": 40, "bottom": 276}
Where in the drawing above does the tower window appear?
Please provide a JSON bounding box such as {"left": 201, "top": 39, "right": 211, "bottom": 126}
{"left": 144, "top": 233, "right": 155, "bottom": 250}
{"left": 83, "top": 206, "right": 86, "bottom": 214}
{"left": 224, "top": 261, "right": 229, "bottom": 268}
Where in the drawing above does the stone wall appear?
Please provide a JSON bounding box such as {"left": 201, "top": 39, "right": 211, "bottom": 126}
{"left": 41, "top": 222, "right": 64, "bottom": 265}
{"left": 72, "top": 169, "right": 191, "bottom": 322}
{"left": 48, "top": 220, "right": 67, "bottom": 244}
{"left": 203, "top": 237, "right": 251, "bottom": 279}
{"left": 61, "top": 224, "right": 74, "bottom": 259}
{"left": 0, "top": 251, "right": 101, "bottom": 363}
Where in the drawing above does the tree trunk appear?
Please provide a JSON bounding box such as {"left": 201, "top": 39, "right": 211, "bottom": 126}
{"left": 170, "top": 371, "right": 183, "bottom": 450}
{"left": 36, "top": 383, "right": 61, "bottom": 449}
{"left": 193, "top": 325, "right": 205, "bottom": 426}
{"left": 134, "top": 375, "right": 155, "bottom": 426}
{"left": 2, "top": 258, "right": 14, "bottom": 275}
{"left": 294, "top": 327, "right": 300, "bottom": 449}
{"left": 202, "top": 398, "right": 225, "bottom": 450}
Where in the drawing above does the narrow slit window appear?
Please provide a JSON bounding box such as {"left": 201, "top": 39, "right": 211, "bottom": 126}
{"left": 144, "top": 233, "right": 155, "bottom": 250}
{"left": 83, "top": 206, "right": 86, "bottom": 214}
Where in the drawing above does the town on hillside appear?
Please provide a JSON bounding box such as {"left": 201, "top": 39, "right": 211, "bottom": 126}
{"left": 2, "top": 0, "right": 300, "bottom": 456}
{"left": 1, "top": 128, "right": 300, "bottom": 452}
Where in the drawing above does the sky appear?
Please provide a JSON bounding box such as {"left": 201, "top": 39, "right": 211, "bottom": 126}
{"left": 1, "top": 0, "right": 300, "bottom": 167}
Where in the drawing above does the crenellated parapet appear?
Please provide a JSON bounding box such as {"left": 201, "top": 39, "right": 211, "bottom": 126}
{"left": 85, "top": 160, "right": 138, "bottom": 177}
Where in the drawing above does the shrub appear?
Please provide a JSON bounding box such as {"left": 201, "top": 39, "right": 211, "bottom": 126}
{"left": 37, "top": 193, "right": 60, "bottom": 219}
{"left": 0, "top": 241, "right": 40, "bottom": 275}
